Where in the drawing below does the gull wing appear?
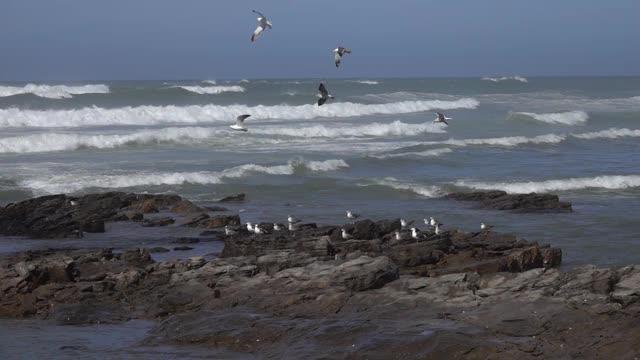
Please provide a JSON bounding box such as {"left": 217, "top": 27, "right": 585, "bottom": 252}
{"left": 251, "top": 25, "right": 264, "bottom": 42}
{"left": 236, "top": 114, "right": 251, "bottom": 125}
{"left": 319, "top": 83, "right": 329, "bottom": 97}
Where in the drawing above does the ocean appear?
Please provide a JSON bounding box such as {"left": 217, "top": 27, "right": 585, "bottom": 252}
{"left": 0, "top": 77, "right": 639, "bottom": 266}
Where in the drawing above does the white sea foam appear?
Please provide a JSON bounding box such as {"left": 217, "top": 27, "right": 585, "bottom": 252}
{"left": 430, "top": 134, "right": 567, "bottom": 147}
{"left": 513, "top": 110, "right": 589, "bottom": 125}
{"left": 174, "top": 85, "right": 246, "bottom": 94}
{"left": 349, "top": 80, "right": 380, "bottom": 85}
{"left": 572, "top": 128, "right": 640, "bottom": 139}
{"left": 363, "top": 177, "right": 443, "bottom": 198}
{"left": 481, "top": 76, "right": 528, "bottom": 83}
{"left": 370, "top": 148, "right": 453, "bottom": 159}
{"left": 238, "top": 79, "right": 250, "bottom": 83}
{"left": 0, "top": 127, "right": 221, "bottom": 154}
{"left": 0, "top": 98, "right": 479, "bottom": 128}
{"left": 202, "top": 80, "right": 217, "bottom": 85}
{"left": 0, "top": 84, "right": 110, "bottom": 99}
{"left": 456, "top": 175, "right": 640, "bottom": 194}
{"left": 21, "top": 159, "right": 349, "bottom": 194}
{"left": 251, "top": 120, "right": 446, "bottom": 138}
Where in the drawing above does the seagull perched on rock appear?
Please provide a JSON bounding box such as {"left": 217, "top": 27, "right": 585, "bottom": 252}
{"left": 287, "top": 215, "right": 301, "bottom": 224}
{"left": 400, "top": 219, "right": 414, "bottom": 228}
{"left": 434, "top": 222, "right": 443, "bottom": 235}
{"left": 434, "top": 112, "right": 451, "bottom": 125}
{"left": 341, "top": 228, "right": 353, "bottom": 240}
{"left": 254, "top": 224, "right": 269, "bottom": 235}
{"left": 288, "top": 223, "right": 297, "bottom": 231}
{"left": 346, "top": 210, "right": 360, "bottom": 220}
{"left": 246, "top": 222, "right": 254, "bottom": 232}
{"left": 225, "top": 225, "right": 236, "bottom": 236}
{"left": 411, "top": 228, "right": 423, "bottom": 241}
{"left": 317, "top": 83, "right": 334, "bottom": 106}
{"left": 481, "top": 223, "right": 494, "bottom": 231}
{"left": 230, "top": 114, "right": 250, "bottom": 132}
{"left": 394, "top": 231, "right": 403, "bottom": 241}
{"left": 250, "top": 10, "right": 272, "bottom": 42}
{"left": 333, "top": 46, "right": 352, "bottom": 68}
{"left": 273, "top": 223, "right": 284, "bottom": 231}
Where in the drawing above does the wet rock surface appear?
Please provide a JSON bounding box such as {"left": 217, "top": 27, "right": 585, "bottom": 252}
{"left": 1, "top": 192, "right": 636, "bottom": 359}
{"left": 446, "top": 190, "right": 573, "bottom": 213}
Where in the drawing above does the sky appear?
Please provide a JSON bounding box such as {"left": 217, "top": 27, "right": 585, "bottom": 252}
{"left": 1, "top": 0, "right": 639, "bottom": 81}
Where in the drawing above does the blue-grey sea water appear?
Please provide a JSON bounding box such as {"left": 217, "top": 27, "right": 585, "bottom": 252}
{"left": 0, "top": 77, "right": 639, "bottom": 267}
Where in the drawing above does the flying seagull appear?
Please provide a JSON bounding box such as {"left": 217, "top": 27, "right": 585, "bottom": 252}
{"left": 317, "top": 83, "right": 334, "bottom": 106}
{"left": 251, "top": 10, "right": 272, "bottom": 42}
{"left": 333, "top": 47, "right": 352, "bottom": 68}
{"left": 230, "top": 114, "right": 251, "bottom": 132}
{"left": 434, "top": 112, "right": 451, "bottom": 125}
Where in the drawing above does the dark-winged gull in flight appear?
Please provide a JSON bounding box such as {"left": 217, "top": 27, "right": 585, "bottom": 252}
{"left": 251, "top": 10, "right": 272, "bottom": 42}
{"left": 230, "top": 114, "right": 250, "bottom": 132}
{"left": 333, "top": 47, "right": 352, "bottom": 68}
{"left": 434, "top": 112, "right": 451, "bottom": 125}
{"left": 317, "top": 83, "right": 334, "bottom": 106}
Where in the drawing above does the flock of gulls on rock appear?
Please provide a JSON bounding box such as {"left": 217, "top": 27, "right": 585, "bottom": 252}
{"left": 223, "top": 10, "right": 487, "bottom": 240}
{"left": 228, "top": 10, "right": 453, "bottom": 132}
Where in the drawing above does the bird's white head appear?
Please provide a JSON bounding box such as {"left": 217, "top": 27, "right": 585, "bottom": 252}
{"left": 267, "top": 21, "right": 273, "bottom": 27}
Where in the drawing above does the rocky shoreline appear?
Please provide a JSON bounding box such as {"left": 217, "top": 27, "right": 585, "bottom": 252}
{"left": 1, "top": 192, "right": 639, "bottom": 359}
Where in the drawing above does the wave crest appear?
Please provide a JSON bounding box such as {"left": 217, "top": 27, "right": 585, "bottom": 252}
{"left": 0, "top": 84, "right": 110, "bottom": 99}
{"left": 20, "top": 159, "right": 349, "bottom": 194}
{"left": 456, "top": 175, "right": 640, "bottom": 193}
{"left": 362, "top": 177, "right": 443, "bottom": 198}
{"left": 173, "top": 85, "right": 245, "bottom": 94}
{"left": 0, "top": 98, "right": 479, "bottom": 128}
{"left": 572, "top": 128, "right": 640, "bottom": 139}
{"left": 481, "top": 76, "right": 528, "bottom": 83}
{"left": 512, "top": 111, "right": 588, "bottom": 125}
{"left": 370, "top": 148, "right": 453, "bottom": 159}
{"left": 252, "top": 120, "right": 446, "bottom": 138}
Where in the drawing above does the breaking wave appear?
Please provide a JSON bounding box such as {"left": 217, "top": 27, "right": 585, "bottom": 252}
{"left": 0, "top": 98, "right": 479, "bottom": 128}
{"left": 572, "top": 128, "right": 640, "bottom": 139}
{"left": 456, "top": 175, "right": 640, "bottom": 194}
{"left": 0, "top": 84, "right": 110, "bottom": 99}
{"left": 349, "top": 80, "right": 380, "bottom": 85}
{"left": 369, "top": 148, "right": 453, "bottom": 159}
{"left": 428, "top": 134, "right": 566, "bottom": 147}
{"left": 512, "top": 110, "right": 589, "bottom": 125}
{"left": 20, "top": 159, "right": 349, "bottom": 194}
{"left": 481, "top": 76, "right": 528, "bottom": 83}
{"left": 362, "top": 177, "right": 443, "bottom": 198}
{"left": 251, "top": 120, "right": 446, "bottom": 138}
{"left": 173, "top": 85, "right": 245, "bottom": 94}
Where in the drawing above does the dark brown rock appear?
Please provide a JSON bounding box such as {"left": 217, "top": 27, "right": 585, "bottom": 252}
{"left": 445, "top": 190, "right": 573, "bottom": 213}
{"left": 217, "top": 193, "right": 245, "bottom": 203}
{"left": 197, "top": 215, "right": 241, "bottom": 229}
{"left": 170, "top": 200, "right": 205, "bottom": 214}
{"left": 142, "top": 217, "right": 175, "bottom": 227}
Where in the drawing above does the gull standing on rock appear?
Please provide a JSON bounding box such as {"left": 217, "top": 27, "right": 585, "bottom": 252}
{"left": 250, "top": 10, "right": 272, "bottom": 42}
{"left": 230, "top": 114, "right": 250, "bottom": 132}
{"left": 400, "top": 219, "right": 414, "bottom": 228}
{"left": 246, "top": 222, "right": 254, "bottom": 232}
{"left": 434, "top": 222, "right": 443, "bottom": 235}
{"left": 434, "top": 112, "right": 451, "bottom": 125}
{"left": 225, "top": 225, "right": 236, "bottom": 236}
{"left": 411, "top": 228, "right": 422, "bottom": 241}
{"left": 317, "top": 83, "right": 334, "bottom": 106}
{"left": 481, "top": 223, "right": 494, "bottom": 232}
{"left": 288, "top": 223, "right": 297, "bottom": 231}
{"left": 273, "top": 223, "right": 284, "bottom": 231}
{"left": 394, "top": 231, "right": 403, "bottom": 241}
{"left": 287, "top": 215, "right": 301, "bottom": 224}
{"left": 341, "top": 229, "right": 353, "bottom": 240}
{"left": 333, "top": 46, "right": 352, "bottom": 68}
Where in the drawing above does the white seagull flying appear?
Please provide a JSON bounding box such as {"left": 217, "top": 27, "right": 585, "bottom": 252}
{"left": 333, "top": 46, "right": 352, "bottom": 68}
{"left": 251, "top": 10, "right": 272, "bottom": 42}
{"left": 434, "top": 112, "right": 451, "bottom": 125}
{"left": 230, "top": 114, "right": 251, "bottom": 132}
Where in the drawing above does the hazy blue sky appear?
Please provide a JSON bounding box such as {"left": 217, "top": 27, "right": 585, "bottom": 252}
{"left": 1, "top": 0, "right": 639, "bottom": 81}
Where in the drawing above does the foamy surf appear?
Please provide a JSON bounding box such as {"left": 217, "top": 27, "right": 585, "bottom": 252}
{"left": 481, "top": 76, "right": 528, "bottom": 83}
{"left": 173, "top": 85, "right": 245, "bottom": 94}
{"left": 348, "top": 80, "right": 380, "bottom": 85}
{"left": 512, "top": 110, "right": 589, "bottom": 125}
{"left": 361, "top": 177, "right": 443, "bottom": 198}
{"left": 251, "top": 120, "right": 446, "bottom": 138}
{"left": 369, "top": 148, "right": 453, "bottom": 159}
{"left": 456, "top": 175, "right": 640, "bottom": 194}
{"left": 0, "top": 98, "right": 479, "bottom": 128}
{"left": 21, "top": 159, "right": 349, "bottom": 194}
{"left": 0, "top": 84, "right": 110, "bottom": 99}
{"left": 572, "top": 128, "right": 640, "bottom": 139}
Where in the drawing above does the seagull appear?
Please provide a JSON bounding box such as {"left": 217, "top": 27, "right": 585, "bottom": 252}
{"left": 434, "top": 112, "right": 451, "bottom": 125}
{"left": 400, "top": 219, "right": 414, "bottom": 228}
{"left": 429, "top": 217, "right": 437, "bottom": 227}
{"left": 246, "top": 222, "right": 254, "bottom": 232}
{"left": 394, "top": 231, "right": 403, "bottom": 241}
{"left": 250, "top": 10, "right": 272, "bottom": 42}
{"left": 68, "top": 200, "right": 78, "bottom": 206}
{"left": 287, "top": 215, "right": 301, "bottom": 224}
{"left": 288, "top": 223, "right": 297, "bottom": 231}
{"left": 411, "top": 228, "right": 423, "bottom": 240}
{"left": 230, "top": 114, "right": 250, "bottom": 132}
{"left": 346, "top": 210, "right": 360, "bottom": 220}
{"left": 481, "top": 223, "right": 494, "bottom": 231}
{"left": 333, "top": 46, "right": 352, "bottom": 68}
{"left": 225, "top": 225, "right": 236, "bottom": 236}
{"left": 273, "top": 223, "right": 284, "bottom": 231}
{"left": 434, "top": 222, "right": 443, "bottom": 235}
{"left": 341, "top": 229, "right": 353, "bottom": 240}
{"left": 317, "top": 83, "right": 334, "bottom": 106}
{"left": 254, "top": 224, "right": 269, "bottom": 235}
